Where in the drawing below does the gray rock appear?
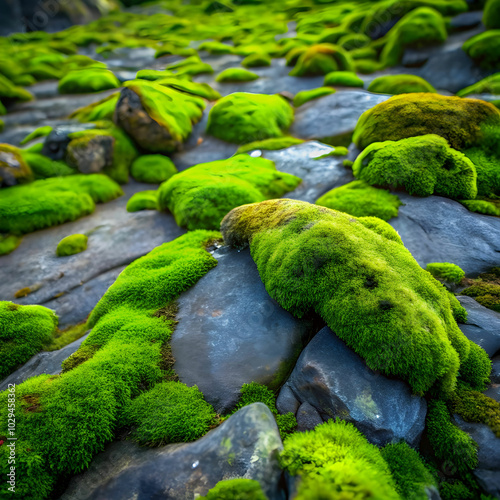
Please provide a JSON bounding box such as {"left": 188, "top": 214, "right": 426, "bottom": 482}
{"left": 491, "top": 356, "right": 500, "bottom": 384}
{"left": 484, "top": 384, "right": 500, "bottom": 403}
{"left": 474, "top": 469, "right": 500, "bottom": 499}
{"left": 296, "top": 402, "right": 323, "bottom": 432}
{"left": 63, "top": 403, "right": 283, "bottom": 500}
{"left": 390, "top": 194, "right": 500, "bottom": 276}
{"left": 0, "top": 0, "right": 23, "bottom": 36}
{"left": 0, "top": 332, "right": 89, "bottom": 392}
{"left": 456, "top": 296, "right": 500, "bottom": 357}
{"left": 449, "top": 11, "right": 483, "bottom": 31}
{"left": 276, "top": 383, "right": 300, "bottom": 415}
{"left": 0, "top": 146, "right": 32, "bottom": 186}
{"left": 66, "top": 134, "right": 114, "bottom": 174}
{"left": 286, "top": 327, "right": 427, "bottom": 447}
{"left": 42, "top": 123, "right": 97, "bottom": 161}
{"left": 172, "top": 245, "right": 316, "bottom": 414}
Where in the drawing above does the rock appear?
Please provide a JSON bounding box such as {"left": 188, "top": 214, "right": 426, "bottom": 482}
{"left": 67, "top": 134, "right": 114, "bottom": 174}
{"left": 0, "top": 144, "right": 32, "bottom": 186}
{"left": 0, "top": 0, "right": 24, "bottom": 36}
{"left": 484, "top": 384, "right": 500, "bottom": 403}
{"left": 276, "top": 383, "right": 300, "bottom": 415}
{"left": 456, "top": 296, "right": 500, "bottom": 357}
{"left": 390, "top": 194, "right": 500, "bottom": 276}
{"left": 285, "top": 327, "right": 427, "bottom": 447}
{"left": 0, "top": 332, "right": 89, "bottom": 392}
{"left": 172, "top": 245, "right": 316, "bottom": 414}
{"left": 296, "top": 402, "right": 323, "bottom": 432}
{"left": 449, "top": 11, "right": 483, "bottom": 31}
{"left": 491, "top": 356, "right": 500, "bottom": 384}
{"left": 63, "top": 403, "right": 284, "bottom": 500}
{"left": 42, "top": 123, "right": 96, "bottom": 161}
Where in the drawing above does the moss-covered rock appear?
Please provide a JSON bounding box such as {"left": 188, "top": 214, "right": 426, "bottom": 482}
{"left": 19, "top": 151, "right": 75, "bottom": 180}
{"left": 70, "top": 93, "right": 119, "bottom": 122}
{"left": 207, "top": 92, "right": 293, "bottom": 144}
{"left": 463, "top": 30, "right": 500, "bottom": 69}
{"left": 324, "top": 70, "right": 364, "bottom": 88}
{"left": 155, "top": 78, "right": 221, "bottom": 100}
{"left": 221, "top": 199, "right": 490, "bottom": 395}
{"left": 20, "top": 126, "right": 53, "bottom": 146}
{"left": 241, "top": 52, "right": 271, "bottom": 68}
{"left": 0, "top": 302, "right": 58, "bottom": 379}
{"left": 126, "top": 190, "right": 159, "bottom": 212}
{"left": 289, "top": 44, "right": 354, "bottom": 77}
{"left": 236, "top": 136, "right": 304, "bottom": 154}
{"left": 353, "top": 93, "right": 500, "bottom": 151}
{"left": 316, "top": 180, "right": 402, "bottom": 221}
{"left": 461, "top": 267, "right": 500, "bottom": 313}
{"left": 338, "top": 33, "right": 371, "bottom": 51}
{"left": 130, "top": 154, "right": 177, "bottom": 184}
{"left": 484, "top": 0, "right": 500, "bottom": 30}
{"left": 198, "top": 41, "right": 235, "bottom": 54}
{"left": 158, "top": 155, "right": 301, "bottom": 230}
{"left": 0, "top": 74, "right": 32, "bottom": 104}
{"left": 460, "top": 199, "right": 500, "bottom": 216}
{"left": 368, "top": 74, "right": 436, "bottom": 94}
{"left": 0, "top": 144, "right": 33, "bottom": 186}
{"left": 58, "top": 68, "right": 121, "bottom": 94}
{"left": 457, "top": 73, "right": 500, "bottom": 97}
{"left": 426, "top": 262, "right": 465, "bottom": 284}
{"left": 0, "top": 234, "right": 21, "bottom": 256}
{"left": 199, "top": 479, "right": 267, "bottom": 500}
{"left": 215, "top": 68, "right": 259, "bottom": 82}
{"left": 293, "top": 87, "right": 336, "bottom": 107}
{"left": 136, "top": 69, "right": 174, "bottom": 81}
{"left": 56, "top": 234, "right": 88, "bottom": 257}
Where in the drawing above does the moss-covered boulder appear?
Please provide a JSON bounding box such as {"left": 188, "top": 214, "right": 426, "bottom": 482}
{"left": 368, "top": 74, "right": 436, "bottom": 94}
{"left": 353, "top": 93, "right": 500, "bottom": 150}
{"left": 70, "top": 93, "right": 119, "bottom": 122}
{"left": 426, "top": 262, "right": 465, "bottom": 285}
{"left": 457, "top": 73, "right": 500, "bottom": 97}
{"left": 293, "top": 87, "right": 336, "bottom": 107}
{"left": 324, "top": 70, "right": 364, "bottom": 87}
{"left": 56, "top": 234, "right": 88, "bottom": 257}
{"left": 207, "top": 92, "right": 293, "bottom": 144}
{"left": 215, "top": 68, "right": 259, "bottom": 82}
{"left": 484, "top": 0, "right": 500, "bottom": 30}
{"left": 126, "top": 190, "right": 159, "bottom": 212}
{"left": 155, "top": 78, "right": 221, "bottom": 101}
{"left": 289, "top": 44, "right": 354, "bottom": 77}
{"left": 130, "top": 155, "right": 177, "bottom": 184}
{"left": 58, "top": 68, "right": 121, "bottom": 94}
{"left": 241, "top": 53, "right": 271, "bottom": 68}
{"left": 462, "top": 267, "right": 500, "bottom": 313}
{"left": 158, "top": 155, "right": 301, "bottom": 230}
{"left": 463, "top": 30, "right": 500, "bottom": 69}
{"left": 221, "top": 199, "right": 490, "bottom": 395}
{"left": 0, "top": 73, "right": 32, "bottom": 104}
{"left": 0, "top": 144, "right": 33, "bottom": 187}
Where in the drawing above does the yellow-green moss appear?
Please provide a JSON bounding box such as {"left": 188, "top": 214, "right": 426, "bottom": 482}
{"left": 426, "top": 262, "right": 465, "bottom": 284}
{"left": 58, "top": 68, "right": 121, "bottom": 94}
{"left": 457, "top": 73, "right": 500, "bottom": 97}
{"left": 289, "top": 44, "right": 354, "bottom": 77}
{"left": 126, "top": 190, "right": 159, "bottom": 212}
{"left": 324, "top": 70, "right": 364, "bottom": 88}
{"left": 130, "top": 155, "right": 177, "bottom": 184}
{"left": 56, "top": 234, "right": 88, "bottom": 257}
{"left": 368, "top": 75, "right": 436, "bottom": 94}
{"left": 236, "top": 136, "right": 304, "bottom": 154}
{"left": 293, "top": 87, "right": 336, "bottom": 107}
{"left": 463, "top": 30, "right": 500, "bottom": 69}
{"left": 216, "top": 68, "right": 259, "bottom": 83}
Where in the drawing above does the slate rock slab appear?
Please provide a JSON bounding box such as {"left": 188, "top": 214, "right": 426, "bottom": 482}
{"left": 172, "top": 245, "right": 316, "bottom": 414}
{"left": 282, "top": 327, "right": 427, "bottom": 447}
{"left": 63, "top": 403, "right": 284, "bottom": 500}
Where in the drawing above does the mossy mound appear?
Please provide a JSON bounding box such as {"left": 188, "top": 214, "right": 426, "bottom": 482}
{"left": 352, "top": 135, "right": 478, "bottom": 200}
{"left": 293, "top": 87, "right": 336, "bottom": 107}
{"left": 198, "top": 41, "right": 235, "bottom": 54}
{"left": 207, "top": 92, "right": 293, "bottom": 144}
{"left": 461, "top": 267, "right": 500, "bottom": 313}
{"left": 241, "top": 53, "right": 271, "bottom": 68}
{"left": 58, "top": 68, "right": 121, "bottom": 94}
{"left": 484, "top": 0, "right": 500, "bottom": 29}
{"left": 460, "top": 199, "right": 500, "bottom": 216}
{"left": 158, "top": 155, "right": 301, "bottom": 230}
{"left": 126, "top": 190, "right": 159, "bottom": 212}
{"left": 130, "top": 155, "right": 177, "bottom": 184}
{"left": 136, "top": 69, "right": 174, "bottom": 81}
{"left": 221, "top": 199, "right": 490, "bottom": 395}
{"left": 70, "top": 93, "right": 119, "bottom": 122}
{"left": 0, "top": 74, "right": 33, "bottom": 104}
{"left": 199, "top": 479, "right": 267, "bottom": 500}
{"left": 236, "top": 137, "right": 304, "bottom": 154}
{"left": 426, "top": 262, "right": 465, "bottom": 284}
{"left": 368, "top": 75, "right": 436, "bottom": 94}
{"left": 0, "top": 174, "right": 123, "bottom": 235}
{"left": 215, "top": 68, "right": 259, "bottom": 83}
{"left": 316, "top": 180, "right": 402, "bottom": 221}
{"left": 338, "top": 33, "right": 371, "bottom": 51}
{"left": 353, "top": 93, "right": 500, "bottom": 151}
{"left": 20, "top": 126, "right": 53, "bottom": 146}
{"left": 0, "top": 302, "right": 58, "bottom": 379}
{"left": 457, "top": 73, "right": 500, "bottom": 97}
{"left": 289, "top": 44, "right": 354, "bottom": 77}
{"left": 0, "top": 234, "right": 21, "bottom": 256}
{"left": 56, "top": 234, "right": 88, "bottom": 257}
{"left": 0, "top": 144, "right": 33, "bottom": 186}
{"left": 463, "top": 30, "right": 500, "bottom": 70}
{"left": 280, "top": 419, "right": 399, "bottom": 500}
{"left": 155, "top": 78, "right": 221, "bottom": 100}
{"left": 324, "top": 71, "right": 364, "bottom": 88}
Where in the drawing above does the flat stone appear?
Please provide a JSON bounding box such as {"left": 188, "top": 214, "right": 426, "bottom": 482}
{"left": 491, "top": 356, "right": 500, "bottom": 384}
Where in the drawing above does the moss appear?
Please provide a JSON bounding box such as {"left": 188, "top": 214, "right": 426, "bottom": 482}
{"left": 313, "top": 146, "right": 349, "bottom": 159}
{"left": 155, "top": 77, "right": 221, "bottom": 100}
{"left": 216, "top": 68, "right": 259, "bottom": 83}
{"left": 130, "top": 155, "right": 177, "bottom": 184}
{"left": 461, "top": 267, "right": 500, "bottom": 312}
{"left": 280, "top": 419, "right": 399, "bottom": 499}
{"left": 292, "top": 87, "right": 335, "bottom": 107}
{"left": 324, "top": 71, "right": 364, "bottom": 88}
{"left": 380, "top": 442, "right": 438, "bottom": 500}
{"left": 439, "top": 481, "right": 475, "bottom": 500}
{"left": 353, "top": 93, "right": 500, "bottom": 151}
{"left": 174, "top": 62, "right": 214, "bottom": 77}
{"left": 136, "top": 69, "right": 174, "bottom": 81}
{"left": 44, "top": 322, "right": 89, "bottom": 351}
{"left": 463, "top": 30, "right": 500, "bottom": 69}
{"left": 58, "top": 68, "right": 121, "bottom": 94}
{"left": 198, "top": 41, "right": 235, "bottom": 54}
{"left": 199, "top": 479, "right": 267, "bottom": 500}
{"left": 0, "top": 302, "right": 58, "bottom": 379}
{"left": 242, "top": 52, "right": 271, "bottom": 68}
{"left": 368, "top": 75, "right": 436, "bottom": 95}
{"left": 338, "top": 33, "right": 371, "bottom": 51}
{"left": 0, "top": 144, "right": 34, "bottom": 185}
{"left": 457, "top": 73, "right": 500, "bottom": 97}
{"left": 20, "top": 126, "right": 53, "bottom": 146}
{"left": 207, "top": 92, "right": 293, "bottom": 144}
{"left": 126, "top": 190, "right": 159, "bottom": 212}
{"left": 158, "top": 155, "right": 301, "bottom": 230}
{"left": 69, "top": 93, "right": 119, "bottom": 122}
{"left": 0, "top": 174, "right": 122, "bottom": 235}
{"left": 426, "top": 263, "right": 465, "bottom": 284}
{"left": 316, "top": 180, "right": 402, "bottom": 221}
{"left": 56, "top": 234, "right": 88, "bottom": 257}
{"left": 20, "top": 151, "right": 75, "bottom": 180}
{"left": 355, "top": 58, "right": 383, "bottom": 74}
{"left": 62, "top": 54, "right": 106, "bottom": 73}
{"left": 484, "top": 0, "right": 500, "bottom": 29}
{"left": 460, "top": 199, "right": 500, "bottom": 216}
{"left": 352, "top": 135, "right": 478, "bottom": 200}
{"left": 0, "top": 234, "right": 21, "bottom": 256}
{"left": 236, "top": 137, "right": 304, "bottom": 154}
{"left": 0, "top": 74, "right": 32, "bottom": 104}
{"left": 221, "top": 199, "right": 489, "bottom": 396}
{"left": 289, "top": 44, "right": 354, "bottom": 77}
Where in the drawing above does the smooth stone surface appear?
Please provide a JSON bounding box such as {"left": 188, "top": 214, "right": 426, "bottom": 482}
{"left": 484, "top": 384, "right": 500, "bottom": 403}
{"left": 0, "top": 332, "right": 89, "bottom": 392}
{"left": 276, "top": 383, "right": 300, "bottom": 415}
{"left": 390, "top": 194, "right": 500, "bottom": 276}
{"left": 456, "top": 296, "right": 500, "bottom": 357}
{"left": 491, "top": 356, "right": 500, "bottom": 384}
{"left": 69, "top": 403, "right": 284, "bottom": 500}
{"left": 172, "top": 245, "right": 316, "bottom": 414}
{"left": 296, "top": 401, "right": 323, "bottom": 432}
{"left": 285, "top": 327, "right": 427, "bottom": 447}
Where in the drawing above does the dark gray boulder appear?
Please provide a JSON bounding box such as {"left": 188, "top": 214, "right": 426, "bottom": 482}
{"left": 283, "top": 327, "right": 427, "bottom": 447}
{"left": 172, "top": 245, "right": 316, "bottom": 414}
{"left": 296, "top": 402, "right": 323, "bottom": 432}
{"left": 0, "top": 0, "right": 24, "bottom": 37}
{"left": 491, "top": 356, "right": 500, "bottom": 384}
{"left": 42, "top": 123, "right": 96, "bottom": 161}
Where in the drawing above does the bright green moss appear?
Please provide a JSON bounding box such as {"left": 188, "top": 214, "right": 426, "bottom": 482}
{"left": 313, "top": 147, "right": 349, "bottom": 159}
{"left": 221, "top": 199, "right": 489, "bottom": 395}
{"left": 0, "top": 302, "right": 58, "bottom": 379}
{"left": 352, "top": 135, "right": 478, "bottom": 200}
{"left": 69, "top": 93, "right": 119, "bottom": 122}
{"left": 19, "top": 151, "right": 75, "bottom": 180}
{"left": 426, "top": 263, "right": 465, "bottom": 284}
{"left": 368, "top": 74, "right": 436, "bottom": 94}
{"left": 484, "top": 0, "right": 500, "bottom": 29}
{"left": 316, "top": 180, "right": 402, "bottom": 221}
{"left": 461, "top": 267, "right": 500, "bottom": 313}
{"left": 289, "top": 44, "right": 354, "bottom": 77}
{"left": 236, "top": 136, "right": 304, "bottom": 154}
{"left": 207, "top": 92, "right": 293, "bottom": 144}
{"left": 216, "top": 68, "right": 259, "bottom": 83}
{"left": 155, "top": 77, "right": 221, "bottom": 100}
{"left": 280, "top": 419, "right": 399, "bottom": 500}
{"left": 174, "top": 62, "right": 214, "bottom": 77}
{"left": 62, "top": 54, "right": 106, "bottom": 73}
{"left": 338, "top": 33, "right": 371, "bottom": 51}
{"left": 158, "top": 155, "right": 300, "bottom": 230}
{"left": 199, "top": 479, "right": 267, "bottom": 500}
{"left": 130, "top": 155, "right": 177, "bottom": 184}
{"left": 242, "top": 52, "right": 271, "bottom": 68}
{"left": 0, "top": 234, "right": 21, "bottom": 256}
{"left": 439, "top": 481, "right": 475, "bottom": 500}
{"left": 126, "top": 190, "right": 159, "bottom": 212}
{"left": 58, "top": 68, "right": 121, "bottom": 94}
{"left": 44, "top": 322, "right": 89, "bottom": 352}
{"left": 56, "top": 234, "right": 88, "bottom": 257}
{"left": 0, "top": 74, "right": 32, "bottom": 103}
{"left": 457, "top": 73, "right": 500, "bottom": 97}
{"left": 381, "top": 442, "right": 437, "bottom": 500}
{"left": 198, "top": 41, "right": 235, "bottom": 54}
{"left": 0, "top": 174, "right": 123, "bottom": 235}
{"left": 355, "top": 58, "right": 383, "bottom": 74}
{"left": 324, "top": 71, "right": 364, "bottom": 88}
{"left": 20, "top": 126, "right": 53, "bottom": 146}
{"left": 136, "top": 69, "right": 174, "bottom": 81}
{"left": 293, "top": 87, "right": 336, "bottom": 107}
{"left": 460, "top": 199, "right": 500, "bottom": 216}
{"left": 0, "top": 144, "right": 33, "bottom": 185}
{"left": 353, "top": 93, "right": 500, "bottom": 151}
{"left": 463, "top": 30, "right": 500, "bottom": 69}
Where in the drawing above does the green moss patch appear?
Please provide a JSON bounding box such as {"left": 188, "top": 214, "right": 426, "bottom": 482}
{"left": 0, "top": 74, "right": 32, "bottom": 104}
{"left": 20, "top": 126, "right": 53, "bottom": 146}
{"left": 126, "top": 190, "right": 159, "bottom": 212}
{"left": 460, "top": 199, "right": 500, "bottom": 216}
{"left": 293, "top": 87, "right": 336, "bottom": 107}
{"left": 484, "top": 0, "right": 500, "bottom": 29}
{"left": 457, "top": 73, "right": 500, "bottom": 97}
{"left": 56, "top": 234, "right": 88, "bottom": 257}
{"left": 0, "top": 234, "right": 21, "bottom": 256}
{"left": 0, "top": 144, "right": 33, "bottom": 185}
{"left": 20, "top": 151, "right": 75, "bottom": 180}
{"left": 216, "top": 68, "right": 259, "bottom": 82}
{"left": 58, "top": 68, "right": 121, "bottom": 94}
{"left": 158, "top": 155, "right": 301, "bottom": 230}
{"left": 242, "top": 53, "right": 271, "bottom": 68}
{"left": 199, "top": 479, "right": 267, "bottom": 500}
{"left": 130, "top": 154, "right": 177, "bottom": 184}
{"left": 463, "top": 30, "right": 500, "bottom": 70}
{"left": 221, "top": 199, "right": 490, "bottom": 395}
{"left": 461, "top": 267, "right": 500, "bottom": 313}
{"left": 368, "top": 74, "right": 436, "bottom": 94}
{"left": 236, "top": 136, "right": 304, "bottom": 154}
{"left": 324, "top": 71, "right": 363, "bottom": 88}
{"left": 69, "top": 93, "right": 119, "bottom": 122}
{"left": 289, "top": 44, "right": 354, "bottom": 77}
{"left": 155, "top": 77, "right": 221, "bottom": 100}
{"left": 426, "top": 263, "right": 465, "bottom": 284}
